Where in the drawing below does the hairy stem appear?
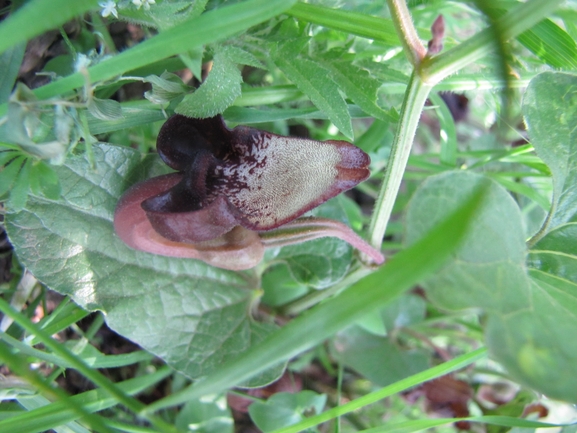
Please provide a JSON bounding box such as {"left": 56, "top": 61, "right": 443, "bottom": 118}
{"left": 368, "top": 72, "right": 432, "bottom": 249}
{"left": 368, "top": 0, "right": 564, "bottom": 250}
{"left": 386, "top": 0, "right": 426, "bottom": 67}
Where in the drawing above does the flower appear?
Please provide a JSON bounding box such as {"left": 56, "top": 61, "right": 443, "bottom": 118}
{"left": 114, "top": 115, "right": 384, "bottom": 269}
{"left": 132, "top": 0, "right": 155, "bottom": 10}
{"left": 99, "top": 0, "right": 118, "bottom": 18}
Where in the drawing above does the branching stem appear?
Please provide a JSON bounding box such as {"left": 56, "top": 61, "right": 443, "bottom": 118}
{"left": 367, "top": 0, "right": 565, "bottom": 250}
{"left": 386, "top": 0, "right": 426, "bottom": 67}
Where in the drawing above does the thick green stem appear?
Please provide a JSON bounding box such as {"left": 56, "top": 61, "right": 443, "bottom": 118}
{"left": 367, "top": 0, "right": 564, "bottom": 249}
{"left": 368, "top": 72, "right": 432, "bottom": 248}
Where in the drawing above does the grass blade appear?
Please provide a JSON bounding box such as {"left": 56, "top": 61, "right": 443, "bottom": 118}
{"left": 145, "top": 185, "right": 489, "bottom": 413}
{"left": 0, "top": 0, "right": 99, "bottom": 56}
{"left": 286, "top": 3, "right": 401, "bottom": 45}
{"left": 35, "top": 0, "right": 295, "bottom": 102}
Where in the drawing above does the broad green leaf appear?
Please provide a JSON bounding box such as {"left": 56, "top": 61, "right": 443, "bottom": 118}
{"left": 261, "top": 265, "right": 309, "bottom": 307}
{"left": 4, "top": 143, "right": 280, "bottom": 383}
{"left": 331, "top": 327, "right": 428, "bottom": 387}
{"left": 404, "top": 170, "right": 577, "bottom": 403}
{"left": 317, "top": 56, "right": 394, "bottom": 122}
{"left": 0, "top": 42, "right": 25, "bottom": 104}
{"left": 249, "top": 391, "right": 326, "bottom": 433}
{"left": 405, "top": 171, "right": 529, "bottom": 314}
{"left": 176, "top": 50, "right": 242, "bottom": 118}
{"left": 528, "top": 223, "right": 577, "bottom": 284}
{"left": 270, "top": 198, "right": 353, "bottom": 290}
{"left": 487, "top": 274, "right": 577, "bottom": 403}
{"left": 272, "top": 51, "right": 353, "bottom": 139}
{"left": 523, "top": 71, "right": 577, "bottom": 228}
{"left": 523, "top": 73, "right": 577, "bottom": 401}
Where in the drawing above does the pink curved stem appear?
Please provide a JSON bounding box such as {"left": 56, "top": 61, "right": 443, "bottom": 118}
{"left": 259, "top": 217, "right": 385, "bottom": 265}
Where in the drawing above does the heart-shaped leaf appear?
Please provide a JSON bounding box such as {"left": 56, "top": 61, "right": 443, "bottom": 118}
{"left": 405, "top": 170, "right": 577, "bottom": 403}
{"left": 5, "top": 143, "right": 282, "bottom": 383}
{"left": 523, "top": 71, "right": 577, "bottom": 228}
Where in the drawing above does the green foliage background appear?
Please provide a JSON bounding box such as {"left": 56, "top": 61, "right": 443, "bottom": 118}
{"left": 1, "top": 0, "right": 577, "bottom": 432}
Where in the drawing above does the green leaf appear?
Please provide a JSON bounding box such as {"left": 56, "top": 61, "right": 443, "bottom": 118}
{"left": 271, "top": 198, "right": 353, "bottom": 289}
{"left": 29, "top": 161, "right": 61, "bottom": 200}
{"left": 0, "top": 42, "right": 25, "bottom": 104}
{"left": 523, "top": 71, "right": 577, "bottom": 229}
{"left": 144, "top": 72, "right": 191, "bottom": 105}
{"left": 404, "top": 171, "right": 528, "bottom": 313}
{"left": 87, "top": 104, "right": 165, "bottom": 135}
{"left": 528, "top": 223, "right": 577, "bottom": 284}
{"left": 87, "top": 98, "right": 123, "bottom": 121}
{"left": 272, "top": 50, "right": 353, "bottom": 139}
{"left": 0, "top": 155, "right": 25, "bottom": 197}
{"left": 175, "top": 394, "right": 233, "bottom": 433}
{"left": 176, "top": 49, "right": 242, "bottom": 118}
{"left": 0, "top": 0, "right": 297, "bottom": 117}
{"left": 0, "top": 368, "right": 172, "bottom": 433}
{"left": 317, "top": 55, "right": 394, "bottom": 122}
{"left": 379, "top": 293, "right": 426, "bottom": 331}
{"left": 286, "top": 3, "right": 400, "bottom": 45}
{"left": 487, "top": 273, "right": 577, "bottom": 404}
{"left": 0, "top": 0, "right": 99, "bottom": 56}
{"left": 331, "top": 327, "right": 428, "bottom": 387}
{"left": 405, "top": 170, "right": 577, "bottom": 403}
{"left": 4, "top": 143, "right": 279, "bottom": 383}
{"left": 219, "top": 45, "right": 265, "bottom": 69}
{"left": 249, "top": 391, "right": 326, "bottom": 433}
{"left": 145, "top": 184, "right": 488, "bottom": 410}
{"left": 261, "top": 265, "right": 309, "bottom": 307}
{"left": 180, "top": 46, "right": 204, "bottom": 80}
{"left": 7, "top": 157, "right": 31, "bottom": 212}
{"left": 518, "top": 19, "right": 577, "bottom": 69}
{"left": 120, "top": 0, "right": 209, "bottom": 30}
